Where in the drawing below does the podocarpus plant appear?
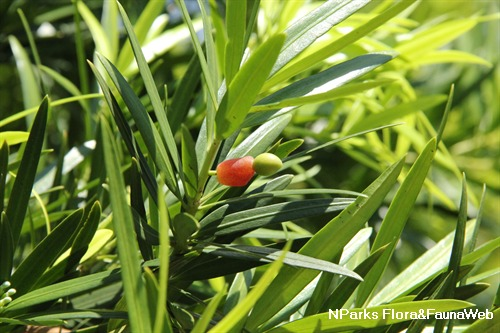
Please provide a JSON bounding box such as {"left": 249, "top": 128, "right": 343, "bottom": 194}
{"left": 0, "top": 1, "right": 497, "bottom": 332}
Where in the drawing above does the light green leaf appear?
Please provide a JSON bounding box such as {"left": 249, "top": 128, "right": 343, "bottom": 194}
{"left": 116, "top": 0, "right": 165, "bottom": 71}
{"left": 77, "top": 1, "right": 113, "bottom": 60}
{"left": 153, "top": 177, "right": 173, "bottom": 333}
{"left": 271, "top": 0, "right": 371, "bottom": 76}
{"left": 8, "top": 36, "right": 41, "bottom": 111}
{"left": 396, "top": 18, "right": 478, "bottom": 59}
{"left": 265, "top": 0, "right": 417, "bottom": 89}
{"left": 408, "top": 50, "right": 492, "bottom": 67}
{"left": 192, "top": 285, "right": 227, "bottom": 333}
{"left": 356, "top": 138, "right": 437, "bottom": 306}
{"left": 0, "top": 132, "right": 29, "bottom": 146}
{"left": 368, "top": 221, "right": 479, "bottom": 306}
{"left": 225, "top": 0, "right": 247, "bottom": 84}
{"left": 266, "top": 300, "right": 473, "bottom": 333}
{"left": 347, "top": 95, "right": 448, "bottom": 134}
{"left": 215, "top": 34, "right": 286, "bottom": 139}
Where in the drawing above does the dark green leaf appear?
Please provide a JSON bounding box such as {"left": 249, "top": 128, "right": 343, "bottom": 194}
{"left": 6, "top": 96, "right": 48, "bottom": 248}
{"left": 202, "top": 244, "right": 361, "bottom": 280}
{"left": 197, "top": 198, "right": 351, "bottom": 238}
{"left": 101, "top": 117, "right": 152, "bottom": 332}
{"left": 117, "top": 3, "right": 181, "bottom": 176}
{"left": 92, "top": 55, "right": 176, "bottom": 198}
{"left": 0, "top": 213, "right": 13, "bottom": 281}
{"left": 10, "top": 208, "right": 84, "bottom": 296}
{"left": 169, "top": 54, "right": 202, "bottom": 134}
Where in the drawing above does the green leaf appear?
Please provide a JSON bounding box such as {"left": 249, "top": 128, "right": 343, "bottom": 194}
{"left": 66, "top": 202, "right": 102, "bottom": 272}
{"left": 356, "top": 138, "right": 437, "bottom": 306}
{"left": 197, "top": 199, "right": 351, "bottom": 238}
{"left": 153, "top": 177, "right": 173, "bottom": 333}
{"left": 181, "top": 125, "right": 199, "bottom": 199}
{"left": 347, "top": 95, "right": 448, "bottom": 134}
{"left": 101, "top": 117, "right": 152, "bottom": 332}
{"left": 19, "top": 310, "right": 127, "bottom": 322}
{"left": 436, "top": 85, "right": 454, "bottom": 145}
{"left": 463, "top": 307, "right": 500, "bottom": 333}
{"left": 77, "top": 1, "right": 113, "bottom": 60}
{"left": 270, "top": 0, "right": 371, "bottom": 76}
{"left": 4, "top": 269, "right": 121, "bottom": 313}
{"left": 169, "top": 54, "right": 202, "bottom": 134}
{"left": 265, "top": 0, "right": 417, "bottom": 88}
{"left": 117, "top": 2, "right": 181, "bottom": 174}
{"left": 10, "top": 208, "right": 84, "bottom": 296}
{"left": 175, "top": 0, "right": 218, "bottom": 113}
{"left": 215, "top": 34, "right": 286, "bottom": 139}
{"left": 368, "top": 221, "right": 479, "bottom": 307}
{"left": 246, "top": 157, "right": 405, "bottom": 331}
{"left": 396, "top": 18, "right": 479, "bottom": 59}
{"left": 260, "top": 53, "right": 394, "bottom": 108}
{"left": 202, "top": 244, "right": 362, "bottom": 280}
{"left": 208, "top": 243, "right": 291, "bottom": 333}
{"left": 8, "top": 36, "right": 42, "bottom": 111}
{"left": 6, "top": 96, "right": 48, "bottom": 249}
{"left": 271, "top": 139, "right": 304, "bottom": 159}
{"left": 246, "top": 54, "right": 394, "bottom": 128}
{"left": 443, "top": 174, "right": 468, "bottom": 298}
{"left": 116, "top": 0, "right": 165, "bottom": 71}
{"left": 88, "top": 59, "right": 162, "bottom": 200}
{"left": 225, "top": 0, "right": 247, "bottom": 85}
{"left": 0, "top": 213, "right": 13, "bottom": 281}
{"left": 266, "top": 300, "right": 473, "bottom": 333}
{"left": 251, "top": 79, "right": 393, "bottom": 112}
{"left": 323, "top": 245, "right": 389, "bottom": 312}
{"left": 192, "top": 284, "right": 227, "bottom": 333}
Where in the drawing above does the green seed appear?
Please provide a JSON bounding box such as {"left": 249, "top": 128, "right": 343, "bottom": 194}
{"left": 253, "top": 153, "right": 283, "bottom": 176}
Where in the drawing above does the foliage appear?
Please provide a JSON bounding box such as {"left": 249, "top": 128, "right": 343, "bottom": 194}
{"left": 0, "top": 0, "right": 498, "bottom": 332}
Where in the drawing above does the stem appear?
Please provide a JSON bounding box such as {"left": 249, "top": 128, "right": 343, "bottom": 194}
{"left": 187, "top": 139, "right": 221, "bottom": 214}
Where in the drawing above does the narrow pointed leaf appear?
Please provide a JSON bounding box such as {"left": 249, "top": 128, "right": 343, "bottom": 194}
{"left": 197, "top": 199, "right": 352, "bottom": 238}
{"left": 356, "top": 138, "right": 437, "bottom": 306}
{"left": 215, "top": 34, "right": 285, "bottom": 139}
{"left": 246, "top": 157, "right": 405, "bottom": 330}
{"left": 266, "top": 300, "right": 473, "bottom": 333}
{"left": 209, "top": 243, "right": 290, "bottom": 333}
{"left": 10, "top": 209, "right": 84, "bottom": 295}
{"left": 6, "top": 96, "right": 48, "bottom": 248}
{"left": 202, "top": 244, "right": 362, "bottom": 280}
{"left": 271, "top": 0, "right": 371, "bottom": 76}
{"left": 4, "top": 269, "right": 121, "bottom": 313}
{"left": 101, "top": 118, "right": 152, "bottom": 332}
{"left": 117, "top": 2, "right": 180, "bottom": 173}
